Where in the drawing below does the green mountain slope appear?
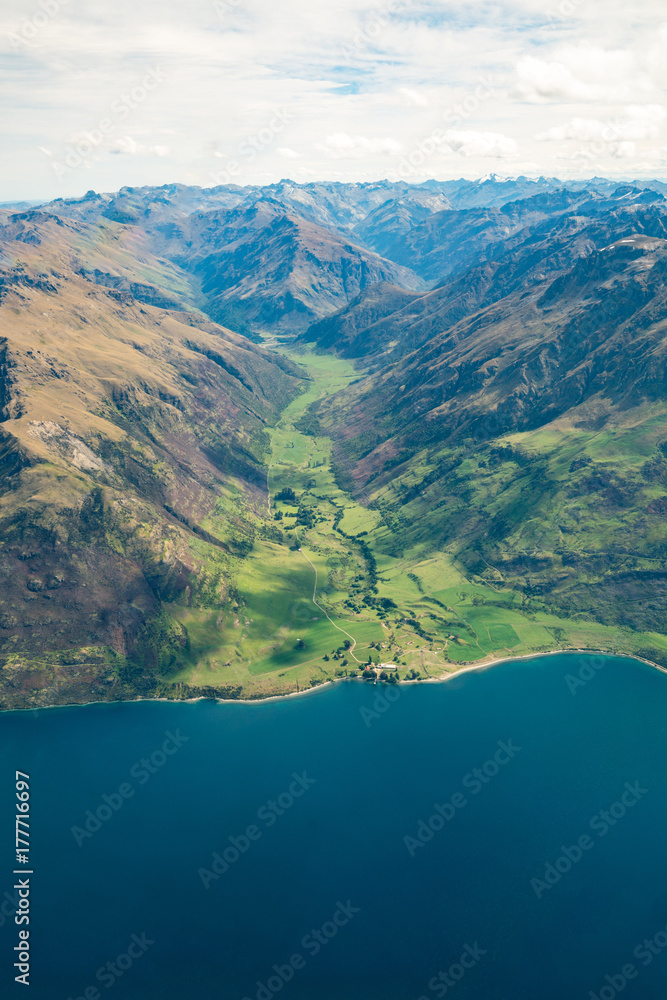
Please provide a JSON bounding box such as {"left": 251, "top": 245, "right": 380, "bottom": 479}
{"left": 300, "top": 233, "right": 667, "bottom": 646}
{"left": 0, "top": 209, "right": 302, "bottom": 707}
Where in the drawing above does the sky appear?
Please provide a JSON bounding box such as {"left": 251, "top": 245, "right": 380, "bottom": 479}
{"left": 2, "top": 0, "right": 667, "bottom": 200}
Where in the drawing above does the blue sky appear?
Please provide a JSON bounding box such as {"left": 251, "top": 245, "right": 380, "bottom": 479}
{"left": 2, "top": 0, "right": 667, "bottom": 200}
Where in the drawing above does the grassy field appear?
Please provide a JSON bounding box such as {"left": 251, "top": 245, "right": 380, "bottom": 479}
{"left": 164, "top": 348, "right": 667, "bottom": 699}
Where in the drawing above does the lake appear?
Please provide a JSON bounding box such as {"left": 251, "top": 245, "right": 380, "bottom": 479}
{"left": 2, "top": 653, "right": 667, "bottom": 999}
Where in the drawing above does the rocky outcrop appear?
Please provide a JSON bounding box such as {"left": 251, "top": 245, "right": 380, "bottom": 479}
{"left": 0, "top": 339, "right": 12, "bottom": 421}
{"left": 78, "top": 268, "right": 184, "bottom": 310}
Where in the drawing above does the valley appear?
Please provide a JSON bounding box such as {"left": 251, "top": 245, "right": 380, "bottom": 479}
{"left": 162, "top": 346, "right": 667, "bottom": 700}
{"left": 2, "top": 176, "right": 667, "bottom": 709}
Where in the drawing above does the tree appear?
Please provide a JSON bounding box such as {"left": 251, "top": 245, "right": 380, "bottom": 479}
{"left": 295, "top": 638, "right": 306, "bottom": 650}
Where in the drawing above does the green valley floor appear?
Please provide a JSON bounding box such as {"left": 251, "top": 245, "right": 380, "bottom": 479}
{"left": 162, "top": 347, "right": 667, "bottom": 699}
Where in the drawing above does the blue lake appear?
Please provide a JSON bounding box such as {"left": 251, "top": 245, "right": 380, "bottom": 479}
{"left": 2, "top": 653, "right": 667, "bottom": 1000}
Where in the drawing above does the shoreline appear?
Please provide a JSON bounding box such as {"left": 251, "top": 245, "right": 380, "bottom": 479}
{"left": 2, "top": 646, "right": 667, "bottom": 715}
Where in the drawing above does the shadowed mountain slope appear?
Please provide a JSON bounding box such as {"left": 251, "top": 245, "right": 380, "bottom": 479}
{"left": 149, "top": 200, "right": 424, "bottom": 335}
{"left": 0, "top": 208, "right": 302, "bottom": 703}
{"left": 298, "top": 218, "right": 667, "bottom": 638}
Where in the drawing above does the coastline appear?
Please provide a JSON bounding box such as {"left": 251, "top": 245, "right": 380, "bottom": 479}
{"left": 2, "top": 646, "right": 667, "bottom": 715}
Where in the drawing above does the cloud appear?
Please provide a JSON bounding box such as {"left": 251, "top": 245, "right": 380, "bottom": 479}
{"left": 537, "top": 106, "right": 667, "bottom": 143}
{"left": 537, "top": 119, "right": 615, "bottom": 142}
{"left": 563, "top": 140, "right": 636, "bottom": 161}
{"left": 277, "top": 147, "right": 300, "bottom": 158}
{"left": 514, "top": 47, "right": 654, "bottom": 103}
{"left": 443, "top": 129, "right": 518, "bottom": 158}
{"left": 609, "top": 141, "right": 636, "bottom": 158}
{"left": 621, "top": 104, "right": 667, "bottom": 140}
{"left": 106, "top": 137, "right": 170, "bottom": 156}
{"left": 397, "top": 87, "right": 430, "bottom": 107}
{"left": 319, "top": 132, "right": 403, "bottom": 158}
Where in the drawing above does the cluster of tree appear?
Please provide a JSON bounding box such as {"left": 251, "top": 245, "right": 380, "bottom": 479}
{"left": 326, "top": 645, "right": 350, "bottom": 661}
{"left": 275, "top": 487, "right": 298, "bottom": 503}
{"left": 356, "top": 537, "right": 377, "bottom": 590}
{"left": 260, "top": 523, "right": 285, "bottom": 544}
{"left": 401, "top": 616, "right": 432, "bottom": 640}
{"left": 488, "top": 444, "right": 532, "bottom": 468}
{"left": 296, "top": 506, "right": 315, "bottom": 528}
{"left": 379, "top": 671, "right": 399, "bottom": 684}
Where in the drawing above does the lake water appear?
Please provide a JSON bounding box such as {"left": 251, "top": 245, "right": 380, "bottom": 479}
{"left": 2, "top": 653, "right": 667, "bottom": 1000}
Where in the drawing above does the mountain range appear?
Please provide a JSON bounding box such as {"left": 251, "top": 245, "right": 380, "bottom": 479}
{"left": 1, "top": 175, "right": 667, "bottom": 708}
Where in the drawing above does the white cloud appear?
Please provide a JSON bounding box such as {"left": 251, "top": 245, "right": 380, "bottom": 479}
{"left": 609, "top": 141, "right": 636, "bottom": 159}
{"left": 538, "top": 106, "right": 667, "bottom": 143}
{"left": 107, "top": 137, "right": 170, "bottom": 156}
{"left": 319, "top": 133, "right": 403, "bottom": 158}
{"left": 514, "top": 47, "right": 654, "bottom": 103}
{"left": 397, "top": 87, "right": 430, "bottom": 108}
{"left": 537, "top": 118, "right": 614, "bottom": 142}
{"left": 562, "top": 139, "right": 635, "bottom": 161}
{"left": 443, "top": 129, "right": 518, "bottom": 158}
{"left": 621, "top": 104, "right": 667, "bottom": 140}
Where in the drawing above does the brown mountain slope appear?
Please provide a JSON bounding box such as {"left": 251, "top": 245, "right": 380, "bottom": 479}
{"left": 0, "top": 210, "right": 302, "bottom": 706}
{"left": 149, "top": 200, "right": 424, "bottom": 335}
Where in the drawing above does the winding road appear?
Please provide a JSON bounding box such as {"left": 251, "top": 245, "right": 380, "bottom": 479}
{"left": 295, "top": 527, "right": 361, "bottom": 664}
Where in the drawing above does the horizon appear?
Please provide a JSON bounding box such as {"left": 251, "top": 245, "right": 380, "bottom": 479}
{"left": 5, "top": 171, "right": 667, "bottom": 207}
